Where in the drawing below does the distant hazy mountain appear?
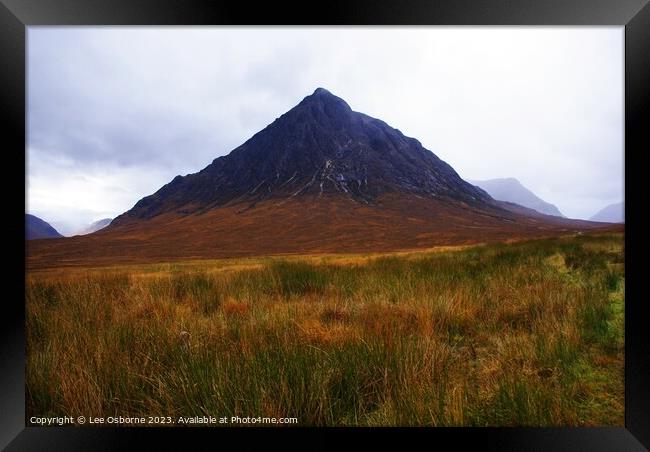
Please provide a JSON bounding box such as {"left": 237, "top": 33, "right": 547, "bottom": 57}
{"left": 468, "top": 178, "right": 565, "bottom": 218}
{"left": 77, "top": 218, "right": 113, "bottom": 235}
{"left": 590, "top": 202, "right": 624, "bottom": 223}
{"left": 26, "top": 214, "right": 63, "bottom": 240}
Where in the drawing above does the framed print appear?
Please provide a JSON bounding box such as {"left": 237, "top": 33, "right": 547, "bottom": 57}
{"left": 2, "top": 0, "right": 648, "bottom": 450}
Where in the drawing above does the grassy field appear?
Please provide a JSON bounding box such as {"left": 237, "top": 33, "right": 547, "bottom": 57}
{"left": 26, "top": 233, "right": 624, "bottom": 426}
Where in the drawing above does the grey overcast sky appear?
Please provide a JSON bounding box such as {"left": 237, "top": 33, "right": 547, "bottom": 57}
{"left": 27, "top": 27, "right": 624, "bottom": 235}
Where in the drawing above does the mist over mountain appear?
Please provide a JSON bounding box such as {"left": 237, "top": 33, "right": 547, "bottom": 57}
{"left": 76, "top": 218, "right": 113, "bottom": 236}
{"left": 468, "top": 178, "right": 565, "bottom": 218}
{"left": 590, "top": 202, "right": 624, "bottom": 223}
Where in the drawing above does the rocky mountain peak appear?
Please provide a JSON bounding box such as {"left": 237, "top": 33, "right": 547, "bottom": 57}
{"left": 113, "top": 88, "right": 493, "bottom": 223}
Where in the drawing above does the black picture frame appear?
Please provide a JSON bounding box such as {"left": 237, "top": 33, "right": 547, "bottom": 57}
{"left": 2, "top": 0, "right": 648, "bottom": 450}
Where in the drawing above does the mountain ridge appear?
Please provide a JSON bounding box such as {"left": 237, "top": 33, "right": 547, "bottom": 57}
{"left": 26, "top": 214, "right": 63, "bottom": 240}
{"left": 468, "top": 178, "right": 565, "bottom": 218}
{"left": 590, "top": 202, "right": 624, "bottom": 223}
{"left": 28, "top": 88, "right": 618, "bottom": 269}
{"left": 112, "top": 88, "right": 494, "bottom": 225}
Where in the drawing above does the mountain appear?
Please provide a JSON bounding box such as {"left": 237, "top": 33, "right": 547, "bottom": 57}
{"left": 468, "top": 178, "right": 564, "bottom": 218}
{"left": 27, "top": 88, "right": 617, "bottom": 268}
{"left": 77, "top": 218, "right": 113, "bottom": 235}
{"left": 26, "top": 214, "right": 63, "bottom": 240}
{"left": 113, "top": 87, "right": 492, "bottom": 224}
{"left": 590, "top": 202, "right": 624, "bottom": 223}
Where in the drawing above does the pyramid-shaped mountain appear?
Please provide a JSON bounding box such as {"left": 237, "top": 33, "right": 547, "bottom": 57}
{"left": 114, "top": 88, "right": 492, "bottom": 224}
{"left": 28, "top": 88, "right": 616, "bottom": 269}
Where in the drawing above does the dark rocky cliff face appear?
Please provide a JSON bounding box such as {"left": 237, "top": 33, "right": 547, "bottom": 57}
{"left": 114, "top": 88, "right": 493, "bottom": 223}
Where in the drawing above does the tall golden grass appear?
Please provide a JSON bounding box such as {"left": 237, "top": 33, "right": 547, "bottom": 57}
{"left": 26, "top": 233, "right": 624, "bottom": 426}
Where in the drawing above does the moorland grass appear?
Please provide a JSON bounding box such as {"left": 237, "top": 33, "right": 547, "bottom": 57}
{"left": 26, "top": 233, "right": 624, "bottom": 426}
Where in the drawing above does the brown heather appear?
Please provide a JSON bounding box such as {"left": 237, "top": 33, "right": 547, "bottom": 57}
{"left": 26, "top": 233, "right": 624, "bottom": 426}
